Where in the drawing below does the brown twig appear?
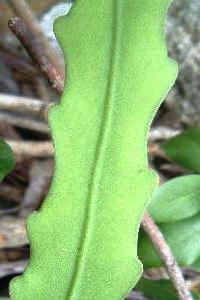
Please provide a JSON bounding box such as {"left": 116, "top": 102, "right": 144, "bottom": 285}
{"left": 141, "top": 213, "right": 193, "bottom": 300}
{"left": 9, "top": 17, "right": 64, "bottom": 95}
{"left": 0, "top": 44, "right": 37, "bottom": 77}
{"left": 7, "top": 140, "right": 53, "bottom": 158}
{"left": 149, "top": 126, "right": 181, "bottom": 142}
{"left": 187, "top": 275, "right": 200, "bottom": 291}
{"left": 0, "top": 260, "right": 27, "bottom": 278}
{"left": 6, "top": 0, "right": 63, "bottom": 72}
{"left": 0, "top": 93, "right": 49, "bottom": 118}
{"left": 34, "top": 78, "right": 50, "bottom": 102}
{"left": 148, "top": 143, "right": 167, "bottom": 159}
{"left": 20, "top": 160, "right": 53, "bottom": 218}
{"left": 0, "top": 184, "right": 23, "bottom": 203}
{"left": 0, "top": 217, "right": 27, "bottom": 249}
{"left": 0, "top": 112, "right": 49, "bottom": 133}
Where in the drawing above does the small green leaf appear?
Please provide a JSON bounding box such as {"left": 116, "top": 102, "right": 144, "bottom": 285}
{"left": 136, "top": 278, "right": 197, "bottom": 300}
{"left": 136, "top": 278, "right": 179, "bottom": 300}
{"left": 191, "top": 257, "right": 200, "bottom": 272}
{"left": 138, "top": 213, "right": 200, "bottom": 268}
{"left": 0, "top": 139, "right": 15, "bottom": 182}
{"left": 161, "top": 128, "right": 200, "bottom": 173}
{"left": 148, "top": 175, "right": 200, "bottom": 223}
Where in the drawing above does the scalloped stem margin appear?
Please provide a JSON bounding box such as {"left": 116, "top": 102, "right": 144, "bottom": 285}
{"left": 10, "top": 1, "right": 177, "bottom": 300}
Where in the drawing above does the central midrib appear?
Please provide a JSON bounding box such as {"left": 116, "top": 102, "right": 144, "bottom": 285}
{"left": 66, "top": 1, "right": 121, "bottom": 299}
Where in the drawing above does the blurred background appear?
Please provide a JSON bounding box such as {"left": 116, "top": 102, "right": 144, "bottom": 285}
{"left": 0, "top": 0, "right": 199, "bottom": 299}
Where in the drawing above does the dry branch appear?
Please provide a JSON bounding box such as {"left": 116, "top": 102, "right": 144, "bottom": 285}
{"left": 9, "top": 17, "right": 64, "bottom": 95}
{"left": 0, "top": 184, "right": 23, "bottom": 203}
{"left": 149, "top": 126, "right": 181, "bottom": 142}
{"left": 0, "top": 93, "right": 49, "bottom": 118}
{"left": 0, "top": 260, "right": 27, "bottom": 278}
{"left": 0, "top": 44, "right": 37, "bottom": 77}
{"left": 148, "top": 143, "right": 167, "bottom": 159}
{"left": 34, "top": 78, "right": 50, "bottom": 102}
{"left": 7, "top": 140, "right": 53, "bottom": 158}
{"left": 7, "top": 0, "right": 62, "bottom": 72}
{"left": 0, "top": 217, "right": 27, "bottom": 249}
{"left": 187, "top": 275, "right": 200, "bottom": 291}
{"left": 141, "top": 213, "right": 193, "bottom": 300}
{"left": 20, "top": 160, "right": 53, "bottom": 218}
{"left": 0, "top": 112, "right": 49, "bottom": 133}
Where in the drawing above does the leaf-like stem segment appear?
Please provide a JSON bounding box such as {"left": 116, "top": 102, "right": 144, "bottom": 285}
{"left": 10, "top": 1, "right": 178, "bottom": 300}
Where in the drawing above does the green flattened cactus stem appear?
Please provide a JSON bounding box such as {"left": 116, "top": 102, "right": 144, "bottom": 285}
{"left": 10, "top": 1, "right": 177, "bottom": 299}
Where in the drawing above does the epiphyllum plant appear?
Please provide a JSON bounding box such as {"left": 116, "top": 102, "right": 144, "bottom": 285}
{"left": 10, "top": 0, "right": 177, "bottom": 299}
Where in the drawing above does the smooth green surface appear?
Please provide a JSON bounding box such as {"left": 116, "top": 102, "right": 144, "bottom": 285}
{"left": 10, "top": 0, "right": 177, "bottom": 299}
{"left": 140, "top": 174, "right": 200, "bottom": 270}
{"left": 0, "top": 138, "right": 15, "bottom": 183}
{"left": 162, "top": 128, "right": 200, "bottom": 173}
{"left": 139, "top": 213, "right": 200, "bottom": 268}
{"left": 192, "top": 257, "right": 200, "bottom": 272}
{"left": 136, "top": 278, "right": 180, "bottom": 300}
{"left": 136, "top": 278, "right": 198, "bottom": 300}
{"left": 148, "top": 175, "right": 200, "bottom": 223}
